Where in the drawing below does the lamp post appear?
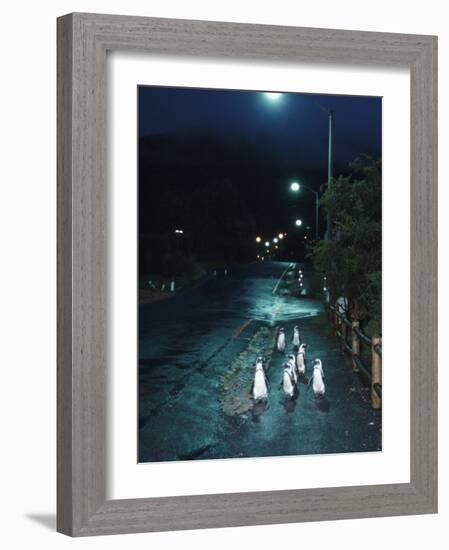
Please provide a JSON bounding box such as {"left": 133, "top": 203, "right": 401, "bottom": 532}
{"left": 290, "top": 182, "right": 320, "bottom": 241}
{"left": 326, "top": 109, "right": 334, "bottom": 240}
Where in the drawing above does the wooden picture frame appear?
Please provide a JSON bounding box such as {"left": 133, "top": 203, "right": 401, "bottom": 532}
{"left": 57, "top": 12, "right": 438, "bottom": 536}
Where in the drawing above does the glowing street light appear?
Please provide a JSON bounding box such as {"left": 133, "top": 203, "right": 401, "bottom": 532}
{"left": 265, "top": 241, "right": 270, "bottom": 247}
{"left": 278, "top": 233, "right": 284, "bottom": 240}
{"left": 264, "top": 92, "right": 282, "bottom": 102}
{"left": 288, "top": 181, "right": 320, "bottom": 240}
{"left": 290, "top": 181, "right": 300, "bottom": 192}
{"left": 256, "top": 236, "right": 262, "bottom": 243}
{"left": 295, "top": 219, "right": 303, "bottom": 227}
{"left": 273, "top": 237, "right": 278, "bottom": 244}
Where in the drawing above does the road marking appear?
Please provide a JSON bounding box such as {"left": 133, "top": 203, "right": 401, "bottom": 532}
{"left": 272, "top": 263, "right": 294, "bottom": 295}
{"left": 233, "top": 319, "right": 252, "bottom": 338}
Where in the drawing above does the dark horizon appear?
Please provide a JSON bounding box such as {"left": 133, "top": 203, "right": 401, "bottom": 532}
{"left": 138, "top": 86, "right": 381, "bottom": 271}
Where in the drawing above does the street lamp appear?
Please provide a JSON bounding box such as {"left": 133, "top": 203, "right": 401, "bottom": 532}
{"left": 256, "top": 236, "right": 262, "bottom": 243}
{"left": 264, "top": 92, "right": 282, "bottom": 102}
{"left": 273, "top": 237, "right": 278, "bottom": 244}
{"left": 295, "top": 219, "right": 303, "bottom": 227}
{"left": 289, "top": 181, "right": 320, "bottom": 241}
{"left": 290, "top": 181, "right": 300, "bottom": 192}
{"left": 261, "top": 92, "right": 333, "bottom": 240}
{"left": 265, "top": 241, "right": 270, "bottom": 247}
{"left": 278, "top": 233, "right": 284, "bottom": 240}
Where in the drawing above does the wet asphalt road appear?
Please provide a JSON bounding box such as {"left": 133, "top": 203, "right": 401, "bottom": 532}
{"left": 138, "top": 261, "right": 381, "bottom": 462}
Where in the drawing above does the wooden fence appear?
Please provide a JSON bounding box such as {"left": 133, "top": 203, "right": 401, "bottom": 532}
{"left": 329, "top": 305, "right": 382, "bottom": 409}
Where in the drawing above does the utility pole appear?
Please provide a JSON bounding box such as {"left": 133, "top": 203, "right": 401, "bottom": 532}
{"left": 326, "top": 109, "right": 334, "bottom": 240}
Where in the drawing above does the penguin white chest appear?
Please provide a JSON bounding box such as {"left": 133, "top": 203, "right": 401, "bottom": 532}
{"left": 312, "top": 369, "right": 325, "bottom": 395}
{"left": 282, "top": 370, "right": 295, "bottom": 397}
{"left": 293, "top": 330, "right": 300, "bottom": 347}
{"left": 297, "top": 353, "right": 306, "bottom": 375}
{"left": 253, "top": 370, "right": 268, "bottom": 400}
{"left": 287, "top": 358, "right": 297, "bottom": 383}
{"left": 277, "top": 333, "right": 286, "bottom": 351}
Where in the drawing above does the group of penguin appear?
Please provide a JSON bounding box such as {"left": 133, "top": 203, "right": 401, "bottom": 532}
{"left": 250, "top": 326, "right": 326, "bottom": 403}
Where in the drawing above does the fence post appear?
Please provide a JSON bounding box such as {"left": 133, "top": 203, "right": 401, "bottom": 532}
{"left": 351, "top": 321, "right": 360, "bottom": 372}
{"left": 371, "top": 336, "right": 382, "bottom": 409}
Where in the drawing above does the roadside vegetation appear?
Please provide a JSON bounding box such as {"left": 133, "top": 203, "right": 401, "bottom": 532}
{"left": 308, "top": 156, "right": 381, "bottom": 335}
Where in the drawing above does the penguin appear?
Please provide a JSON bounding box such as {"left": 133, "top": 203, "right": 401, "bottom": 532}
{"left": 287, "top": 353, "right": 298, "bottom": 384}
{"left": 296, "top": 343, "right": 307, "bottom": 377}
{"left": 309, "top": 358, "right": 325, "bottom": 395}
{"left": 276, "top": 328, "right": 286, "bottom": 353}
{"left": 251, "top": 356, "right": 269, "bottom": 401}
{"left": 292, "top": 325, "right": 301, "bottom": 349}
{"left": 279, "top": 363, "right": 296, "bottom": 398}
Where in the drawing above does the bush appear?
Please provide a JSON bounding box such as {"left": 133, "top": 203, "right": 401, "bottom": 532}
{"left": 308, "top": 156, "right": 381, "bottom": 334}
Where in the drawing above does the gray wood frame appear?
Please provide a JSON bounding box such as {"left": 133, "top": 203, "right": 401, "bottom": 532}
{"left": 57, "top": 12, "right": 438, "bottom": 537}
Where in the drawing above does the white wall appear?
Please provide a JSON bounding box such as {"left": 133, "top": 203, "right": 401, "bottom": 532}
{"left": 0, "top": 0, "right": 445, "bottom": 547}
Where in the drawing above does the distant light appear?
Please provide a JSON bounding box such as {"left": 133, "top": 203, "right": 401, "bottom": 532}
{"left": 174, "top": 229, "right": 184, "bottom": 234}
{"left": 278, "top": 233, "right": 284, "bottom": 240}
{"left": 275, "top": 245, "right": 279, "bottom": 249}
{"left": 256, "top": 236, "right": 262, "bottom": 243}
{"left": 300, "top": 282, "right": 303, "bottom": 287}
{"left": 290, "top": 182, "right": 300, "bottom": 192}
{"left": 265, "top": 92, "right": 282, "bottom": 102}
{"left": 295, "top": 219, "right": 303, "bottom": 227}
{"left": 323, "top": 287, "right": 327, "bottom": 292}
{"left": 265, "top": 241, "right": 270, "bottom": 247}
{"left": 273, "top": 238, "right": 278, "bottom": 243}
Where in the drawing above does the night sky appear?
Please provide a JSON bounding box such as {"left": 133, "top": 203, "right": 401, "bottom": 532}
{"left": 138, "top": 86, "right": 381, "bottom": 268}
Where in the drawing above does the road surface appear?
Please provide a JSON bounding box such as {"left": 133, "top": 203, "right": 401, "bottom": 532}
{"left": 139, "top": 261, "right": 381, "bottom": 462}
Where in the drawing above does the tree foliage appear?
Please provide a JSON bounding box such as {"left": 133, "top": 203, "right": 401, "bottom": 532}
{"left": 310, "top": 156, "right": 381, "bottom": 334}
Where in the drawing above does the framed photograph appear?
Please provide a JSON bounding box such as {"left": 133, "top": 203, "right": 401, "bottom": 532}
{"left": 57, "top": 13, "right": 437, "bottom": 536}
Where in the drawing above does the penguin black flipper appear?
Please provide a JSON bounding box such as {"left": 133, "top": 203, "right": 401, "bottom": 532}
{"left": 265, "top": 375, "right": 270, "bottom": 391}
{"left": 288, "top": 371, "right": 295, "bottom": 387}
